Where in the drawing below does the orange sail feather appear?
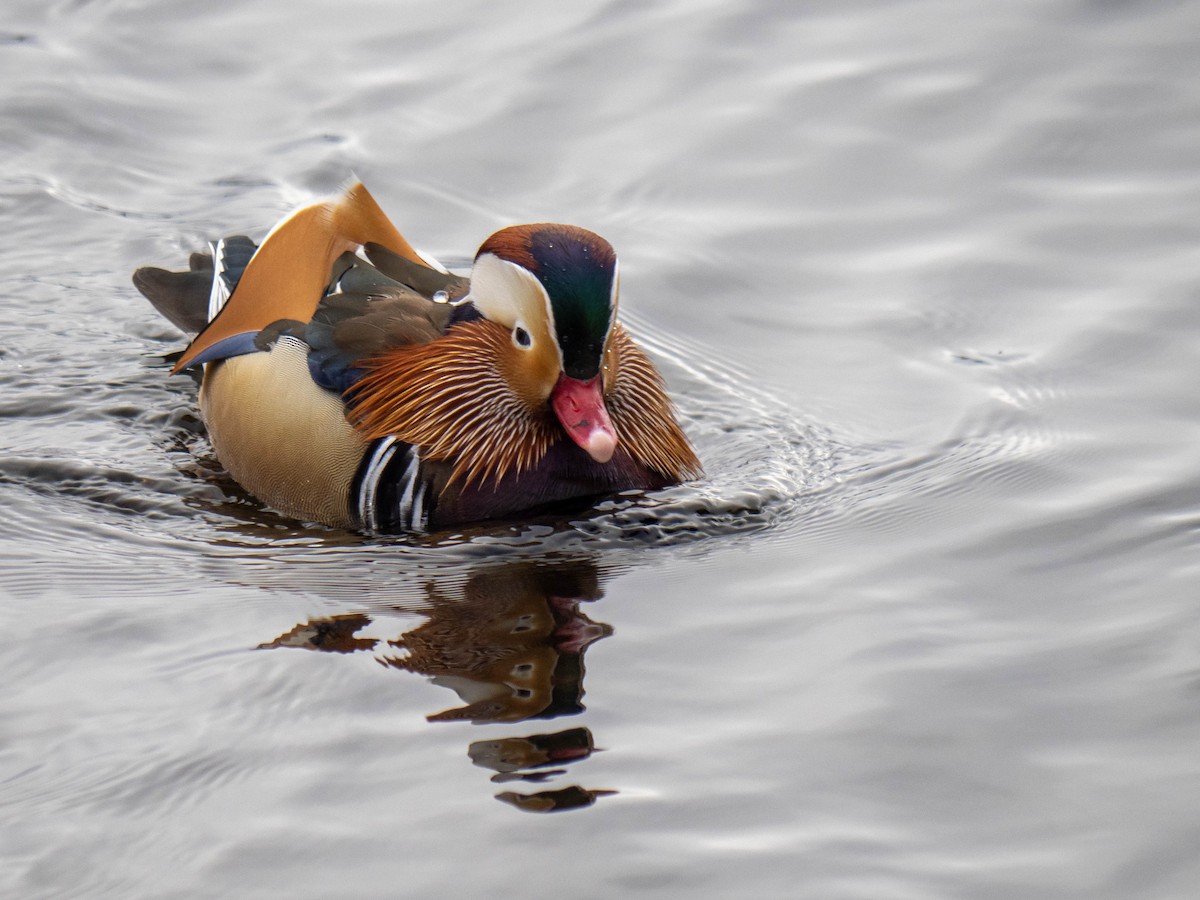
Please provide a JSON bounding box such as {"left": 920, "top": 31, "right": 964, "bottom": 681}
{"left": 174, "top": 182, "right": 426, "bottom": 372}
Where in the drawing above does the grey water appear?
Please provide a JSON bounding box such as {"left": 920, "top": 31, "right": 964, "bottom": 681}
{"left": 3, "top": 1, "right": 1200, "bottom": 897}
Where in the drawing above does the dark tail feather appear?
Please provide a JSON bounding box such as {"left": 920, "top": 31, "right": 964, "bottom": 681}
{"left": 133, "top": 262, "right": 213, "bottom": 333}
{"left": 133, "top": 235, "right": 259, "bottom": 334}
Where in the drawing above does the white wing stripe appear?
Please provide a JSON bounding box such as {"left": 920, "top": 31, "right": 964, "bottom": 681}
{"left": 207, "top": 238, "right": 232, "bottom": 321}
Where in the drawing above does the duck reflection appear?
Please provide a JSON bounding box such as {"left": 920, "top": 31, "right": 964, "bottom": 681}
{"left": 259, "top": 558, "right": 615, "bottom": 812}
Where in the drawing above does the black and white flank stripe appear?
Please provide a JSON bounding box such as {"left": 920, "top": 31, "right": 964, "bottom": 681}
{"left": 352, "top": 436, "right": 432, "bottom": 534}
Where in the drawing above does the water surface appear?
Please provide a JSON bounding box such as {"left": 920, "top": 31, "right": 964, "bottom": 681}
{"left": 4, "top": 1, "right": 1200, "bottom": 897}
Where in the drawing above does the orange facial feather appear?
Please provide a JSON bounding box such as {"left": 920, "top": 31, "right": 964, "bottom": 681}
{"left": 604, "top": 327, "right": 703, "bottom": 481}
{"left": 348, "top": 322, "right": 702, "bottom": 488}
{"left": 349, "top": 321, "right": 559, "bottom": 487}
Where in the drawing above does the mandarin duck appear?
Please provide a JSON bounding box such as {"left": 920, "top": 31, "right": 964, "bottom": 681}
{"left": 134, "top": 183, "right": 700, "bottom": 532}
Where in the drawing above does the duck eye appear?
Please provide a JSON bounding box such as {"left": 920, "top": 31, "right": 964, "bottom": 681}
{"left": 513, "top": 325, "right": 532, "bottom": 349}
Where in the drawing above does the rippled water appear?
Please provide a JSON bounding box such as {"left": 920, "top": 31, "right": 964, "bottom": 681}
{"left": 5, "top": 1, "right": 1200, "bottom": 897}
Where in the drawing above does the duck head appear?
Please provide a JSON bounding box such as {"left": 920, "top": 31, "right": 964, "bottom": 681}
{"left": 467, "top": 224, "right": 620, "bottom": 464}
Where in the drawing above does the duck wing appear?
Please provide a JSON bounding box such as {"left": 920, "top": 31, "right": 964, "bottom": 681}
{"left": 167, "top": 182, "right": 431, "bottom": 371}
{"left": 134, "top": 182, "right": 473, "bottom": 378}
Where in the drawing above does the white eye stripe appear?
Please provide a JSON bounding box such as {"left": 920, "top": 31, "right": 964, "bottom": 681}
{"left": 468, "top": 253, "right": 563, "bottom": 369}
